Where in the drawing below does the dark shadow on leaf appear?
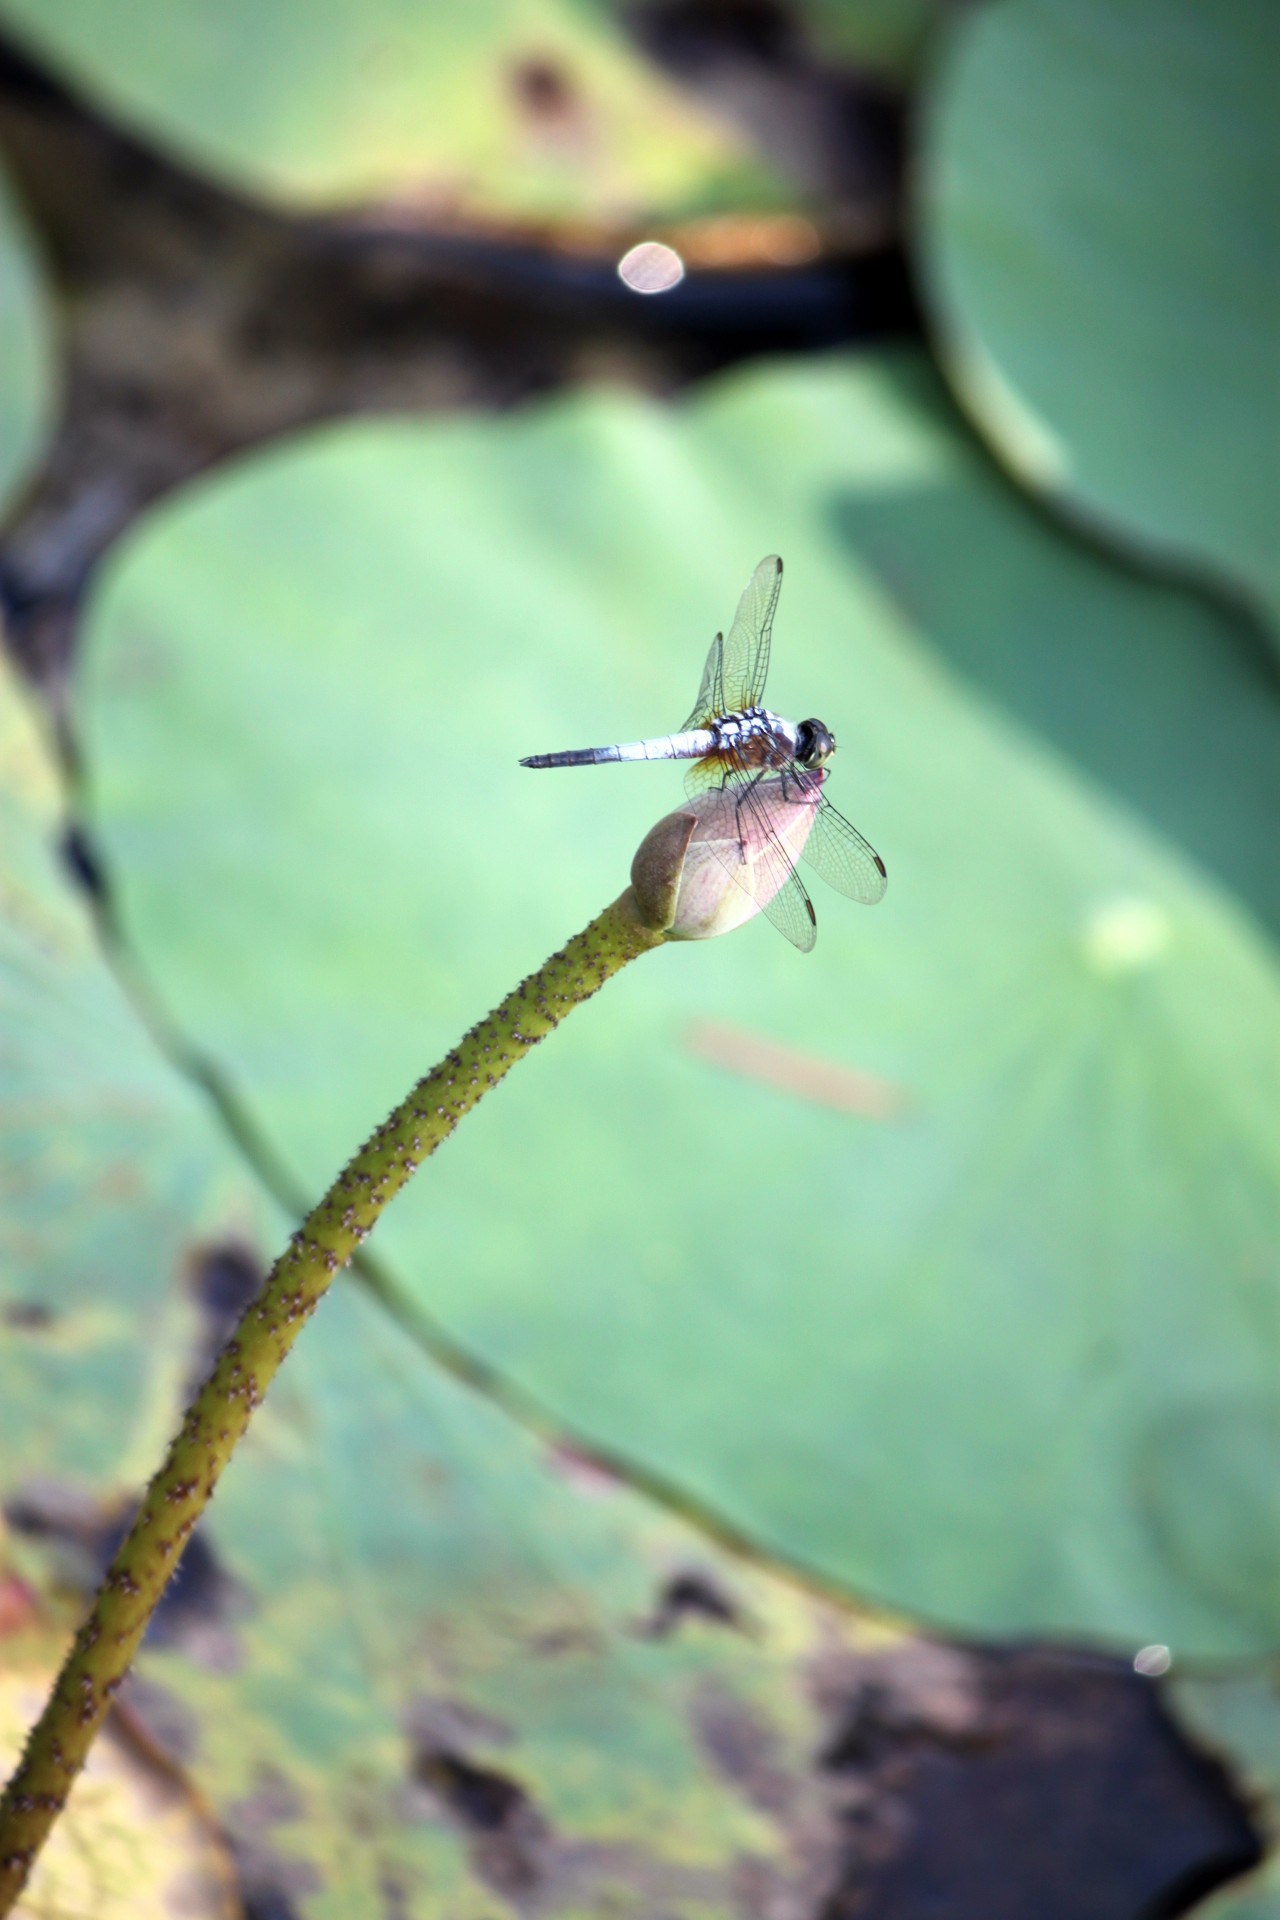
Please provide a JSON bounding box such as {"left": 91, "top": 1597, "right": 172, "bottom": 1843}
{"left": 185, "top": 1241, "right": 264, "bottom": 1399}
{"left": 690, "top": 1679, "right": 794, "bottom": 1817}
{"left": 636, "top": 1567, "right": 747, "bottom": 1638}
{"left": 0, "top": 1299, "right": 57, "bottom": 1331}
{"left": 830, "top": 434, "right": 1280, "bottom": 939}
{"left": 224, "top": 1767, "right": 320, "bottom": 1920}
{"left": 58, "top": 820, "right": 108, "bottom": 905}
{"left": 811, "top": 1641, "right": 1263, "bottom": 1920}
{"left": 5, "top": 1479, "right": 249, "bottom": 1662}
{"left": 412, "top": 1747, "right": 549, "bottom": 1897}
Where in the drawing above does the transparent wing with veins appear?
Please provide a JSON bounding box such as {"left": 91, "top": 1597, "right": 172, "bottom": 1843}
{"left": 683, "top": 556, "right": 781, "bottom": 725}
{"left": 681, "top": 631, "right": 725, "bottom": 731}
{"left": 722, "top": 554, "right": 782, "bottom": 712}
{"left": 680, "top": 553, "right": 885, "bottom": 946}
{"left": 684, "top": 752, "right": 886, "bottom": 946}
{"left": 790, "top": 765, "right": 888, "bottom": 906}
{"left": 684, "top": 754, "right": 819, "bottom": 952}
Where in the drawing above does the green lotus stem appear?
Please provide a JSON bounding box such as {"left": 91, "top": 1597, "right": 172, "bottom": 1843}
{"left": 0, "top": 886, "right": 671, "bottom": 1910}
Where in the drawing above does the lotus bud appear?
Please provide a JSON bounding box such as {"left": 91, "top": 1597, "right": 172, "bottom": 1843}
{"left": 630, "top": 775, "right": 822, "bottom": 940}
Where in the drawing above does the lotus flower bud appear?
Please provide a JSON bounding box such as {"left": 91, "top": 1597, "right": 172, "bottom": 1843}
{"left": 630, "top": 776, "right": 822, "bottom": 940}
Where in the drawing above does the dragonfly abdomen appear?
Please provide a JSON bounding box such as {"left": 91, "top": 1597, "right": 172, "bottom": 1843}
{"left": 521, "top": 730, "right": 714, "bottom": 769}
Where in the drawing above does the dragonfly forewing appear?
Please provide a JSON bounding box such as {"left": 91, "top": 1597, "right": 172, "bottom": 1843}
{"left": 721, "top": 555, "right": 782, "bottom": 713}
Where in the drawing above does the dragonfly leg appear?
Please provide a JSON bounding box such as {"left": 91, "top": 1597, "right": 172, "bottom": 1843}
{"left": 731, "top": 768, "right": 770, "bottom": 858}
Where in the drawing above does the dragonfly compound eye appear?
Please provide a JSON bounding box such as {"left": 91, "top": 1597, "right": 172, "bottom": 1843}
{"left": 797, "top": 720, "right": 836, "bottom": 767}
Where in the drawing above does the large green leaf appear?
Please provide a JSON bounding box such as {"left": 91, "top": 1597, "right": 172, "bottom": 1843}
{"left": 918, "top": 0, "right": 1280, "bottom": 641}
{"left": 1, "top": 0, "right": 778, "bottom": 217}
{"left": 0, "top": 668, "right": 270, "bottom": 1490}
{"left": 79, "top": 351, "right": 1280, "bottom": 1656}
{"left": 0, "top": 654, "right": 893, "bottom": 1915}
{"left": 0, "top": 170, "right": 51, "bottom": 516}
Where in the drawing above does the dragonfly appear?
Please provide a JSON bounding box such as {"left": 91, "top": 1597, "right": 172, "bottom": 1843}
{"left": 520, "top": 555, "right": 886, "bottom": 950}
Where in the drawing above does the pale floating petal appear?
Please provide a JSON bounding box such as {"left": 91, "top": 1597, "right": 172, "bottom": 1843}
{"left": 617, "top": 240, "right": 685, "bottom": 295}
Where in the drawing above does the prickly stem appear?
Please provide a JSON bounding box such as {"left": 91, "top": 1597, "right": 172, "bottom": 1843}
{"left": 0, "top": 890, "right": 664, "bottom": 1910}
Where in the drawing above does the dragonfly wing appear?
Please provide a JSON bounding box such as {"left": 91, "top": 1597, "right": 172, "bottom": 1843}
{"left": 722, "top": 555, "right": 783, "bottom": 713}
{"left": 785, "top": 768, "right": 888, "bottom": 904}
{"left": 681, "top": 631, "right": 725, "bottom": 730}
{"left": 737, "top": 780, "right": 819, "bottom": 951}
{"left": 683, "top": 753, "right": 724, "bottom": 800}
{"left": 684, "top": 755, "right": 818, "bottom": 951}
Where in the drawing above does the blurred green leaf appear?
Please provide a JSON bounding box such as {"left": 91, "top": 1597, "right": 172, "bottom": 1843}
{"left": 801, "top": 0, "right": 948, "bottom": 75}
{"left": 0, "top": 664, "right": 271, "bottom": 1488}
{"left": 0, "top": 652, "right": 893, "bottom": 1915}
{"left": 919, "top": 0, "right": 1280, "bottom": 641}
{"left": 1, "top": 0, "right": 780, "bottom": 217}
{"left": 77, "top": 350, "right": 1280, "bottom": 1656}
{"left": 1171, "top": 1663, "right": 1280, "bottom": 1916}
{"left": 0, "top": 171, "right": 51, "bottom": 516}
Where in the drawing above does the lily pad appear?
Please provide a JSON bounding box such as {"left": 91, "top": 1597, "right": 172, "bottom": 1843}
{"left": 1171, "top": 1664, "right": 1280, "bottom": 1916}
{"left": 0, "top": 652, "right": 898, "bottom": 1914}
{"left": 181, "top": 1276, "right": 887, "bottom": 1917}
{"left": 0, "top": 1651, "right": 236, "bottom": 1920}
{"left": 919, "top": 0, "right": 1280, "bottom": 640}
{"left": 0, "top": 171, "right": 51, "bottom": 517}
{"left": 1, "top": 0, "right": 776, "bottom": 218}
{"left": 78, "top": 351, "right": 1280, "bottom": 1656}
{"left": 0, "top": 663, "right": 273, "bottom": 1492}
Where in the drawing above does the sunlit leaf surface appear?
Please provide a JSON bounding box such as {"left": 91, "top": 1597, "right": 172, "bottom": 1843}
{"left": 0, "top": 1650, "right": 237, "bottom": 1920}
{"left": 78, "top": 351, "right": 1280, "bottom": 1656}
{"left": 0, "top": 654, "right": 897, "bottom": 1914}
{"left": 0, "top": 0, "right": 778, "bottom": 216}
{"left": 920, "top": 0, "right": 1280, "bottom": 640}
{"left": 0, "top": 667, "right": 272, "bottom": 1492}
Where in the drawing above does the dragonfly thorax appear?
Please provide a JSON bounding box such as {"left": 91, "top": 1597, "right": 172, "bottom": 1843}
{"left": 711, "top": 706, "right": 801, "bottom": 770}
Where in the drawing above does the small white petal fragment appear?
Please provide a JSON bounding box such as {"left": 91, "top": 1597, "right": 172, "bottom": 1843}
{"left": 1083, "top": 896, "right": 1171, "bottom": 975}
{"left": 617, "top": 240, "right": 685, "bottom": 295}
{"left": 1133, "top": 1644, "right": 1172, "bottom": 1677}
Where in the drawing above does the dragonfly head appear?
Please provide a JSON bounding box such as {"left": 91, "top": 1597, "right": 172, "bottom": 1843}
{"left": 795, "top": 718, "right": 836, "bottom": 769}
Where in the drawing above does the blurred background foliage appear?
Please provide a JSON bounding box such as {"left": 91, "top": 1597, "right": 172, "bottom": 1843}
{"left": 0, "top": 0, "right": 782, "bottom": 214}
{"left": 0, "top": 171, "right": 46, "bottom": 510}
{"left": 920, "top": 0, "right": 1280, "bottom": 648}
{"left": 0, "top": 0, "right": 1277, "bottom": 1914}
